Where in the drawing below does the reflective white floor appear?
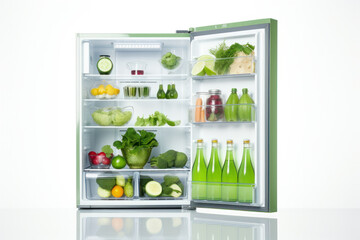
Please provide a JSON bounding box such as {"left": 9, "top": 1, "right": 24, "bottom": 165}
{"left": 0, "top": 209, "right": 359, "bottom": 239}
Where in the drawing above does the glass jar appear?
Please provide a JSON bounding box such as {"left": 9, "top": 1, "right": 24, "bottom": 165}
{"left": 206, "top": 89, "right": 224, "bottom": 121}
{"left": 97, "top": 55, "right": 113, "bottom": 75}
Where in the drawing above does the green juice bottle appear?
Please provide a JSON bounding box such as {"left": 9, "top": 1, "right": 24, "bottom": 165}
{"left": 224, "top": 88, "right": 239, "bottom": 121}
{"left": 206, "top": 139, "right": 222, "bottom": 201}
{"left": 238, "top": 88, "right": 255, "bottom": 122}
{"left": 192, "top": 139, "right": 207, "bottom": 200}
{"left": 157, "top": 84, "right": 166, "bottom": 99}
{"left": 221, "top": 140, "right": 237, "bottom": 202}
{"left": 238, "top": 139, "right": 255, "bottom": 203}
{"left": 165, "top": 84, "right": 171, "bottom": 99}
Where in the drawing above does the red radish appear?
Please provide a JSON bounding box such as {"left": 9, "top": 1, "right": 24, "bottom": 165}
{"left": 97, "top": 152, "right": 106, "bottom": 158}
{"left": 88, "top": 151, "right": 97, "bottom": 160}
{"left": 102, "top": 157, "right": 110, "bottom": 165}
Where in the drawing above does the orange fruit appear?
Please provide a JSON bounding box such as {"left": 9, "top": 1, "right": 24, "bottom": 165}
{"left": 112, "top": 185, "right": 124, "bottom": 198}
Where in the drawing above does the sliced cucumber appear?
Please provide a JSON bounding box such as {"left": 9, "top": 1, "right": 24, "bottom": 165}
{"left": 169, "top": 184, "right": 182, "bottom": 198}
{"left": 97, "top": 58, "right": 113, "bottom": 74}
{"left": 145, "top": 181, "right": 162, "bottom": 197}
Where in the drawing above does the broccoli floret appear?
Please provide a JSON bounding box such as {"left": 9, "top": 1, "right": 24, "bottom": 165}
{"left": 150, "top": 156, "right": 168, "bottom": 169}
{"left": 96, "top": 177, "right": 116, "bottom": 191}
{"left": 175, "top": 152, "right": 188, "bottom": 168}
{"left": 161, "top": 150, "right": 177, "bottom": 167}
{"left": 163, "top": 175, "right": 181, "bottom": 186}
{"left": 161, "top": 52, "right": 181, "bottom": 69}
{"left": 177, "top": 182, "right": 184, "bottom": 193}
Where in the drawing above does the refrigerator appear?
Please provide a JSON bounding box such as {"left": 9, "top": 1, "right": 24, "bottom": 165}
{"left": 77, "top": 210, "right": 277, "bottom": 240}
{"left": 76, "top": 18, "right": 277, "bottom": 212}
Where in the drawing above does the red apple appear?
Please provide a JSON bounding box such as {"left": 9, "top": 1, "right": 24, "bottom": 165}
{"left": 88, "top": 151, "right": 97, "bottom": 160}
{"left": 102, "top": 157, "right": 110, "bottom": 165}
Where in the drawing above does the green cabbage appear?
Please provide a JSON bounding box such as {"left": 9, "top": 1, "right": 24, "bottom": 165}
{"left": 92, "top": 108, "right": 132, "bottom": 126}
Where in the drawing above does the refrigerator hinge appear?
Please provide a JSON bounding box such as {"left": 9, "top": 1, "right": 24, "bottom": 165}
{"left": 176, "top": 29, "right": 193, "bottom": 34}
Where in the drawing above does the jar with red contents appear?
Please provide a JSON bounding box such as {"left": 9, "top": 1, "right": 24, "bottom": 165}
{"left": 206, "top": 89, "right": 224, "bottom": 121}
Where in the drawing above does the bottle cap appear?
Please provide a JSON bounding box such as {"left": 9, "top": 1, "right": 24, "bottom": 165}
{"left": 209, "top": 89, "right": 221, "bottom": 95}
{"left": 211, "top": 139, "right": 218, "bottom": 143}
{"left": 197, "top": 139, "right": 203, "bottom": 143}
{"left": 243, "top": 139, "right": 250, "bottom": 144}
{"left": 226, "top": 139, "right": 233, "bottom": 144}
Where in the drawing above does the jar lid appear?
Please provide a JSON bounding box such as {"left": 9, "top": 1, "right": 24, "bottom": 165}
{"left": 99, "top": 55, "right": 110, "bottom": 58}
{"left": 208, "top": 89, "right": 221, "bottom": 94}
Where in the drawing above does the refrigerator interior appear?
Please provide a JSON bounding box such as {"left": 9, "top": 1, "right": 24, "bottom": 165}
{"left": 78, "top": 26, "right": 269, "bottom": 210}
{"left": 77, "top": 210, "right": 277, "bottom": 240}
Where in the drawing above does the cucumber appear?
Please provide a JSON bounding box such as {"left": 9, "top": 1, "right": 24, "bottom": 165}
{"left": 97, "top": 57, "right": 113, "bottom": 75}
{"left": 169, "top": 184, "right": 182, "bottom": 198}
{"left": 145, "top": 181, "right": 162, "bottom": 197}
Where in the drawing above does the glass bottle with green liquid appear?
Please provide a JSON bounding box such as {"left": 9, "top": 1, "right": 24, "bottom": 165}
{"left": 238, "top": 139, "right": 255, "bottom": 203}
{"left": 206, "top": 139, "right": 222, "bottom": 201}
{"left": 221, "top": 140, "right": 237, "bottom": 202}
{"left": 192, "top": 139, "right": 207, "bottom": 200}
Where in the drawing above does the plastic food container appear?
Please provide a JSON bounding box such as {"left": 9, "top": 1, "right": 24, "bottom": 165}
{"left": 127, "top": 62, "right": 146, "bottom": 75}
{"left": 91, "top": 106, "right": 133, "bottom": 126}
{"left": 88, "top": 152, "right": 112, "bottom": 169}
{"left": 138, "top": 86, "right": 150, "bottom": 98}
{"left": 90, "top": 81, "right": 120, "bottom": 99}
{"left": 123, "top": 86, "right": 138, "bottom": 98}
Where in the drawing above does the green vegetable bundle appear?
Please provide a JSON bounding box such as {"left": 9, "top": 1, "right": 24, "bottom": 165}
{"left": 209, "top": 42, "right": 255, "bottom": 75}
{"left": 161, "top": 52, "right": 181, "bottom": 70}
{"left": 150, "top": 150, "right": 188, "bottom": 169}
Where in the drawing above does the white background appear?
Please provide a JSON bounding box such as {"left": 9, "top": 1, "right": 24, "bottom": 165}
{"left": 0, "top": 0, "right": 359, "bottom": 209}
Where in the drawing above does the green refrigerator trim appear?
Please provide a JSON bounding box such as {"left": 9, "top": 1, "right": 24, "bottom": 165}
{"left": 268, "top": 19, "right": 277, "bottom": 212}
{"left": 76, "top": 19, "right": 277, "bottom": 212}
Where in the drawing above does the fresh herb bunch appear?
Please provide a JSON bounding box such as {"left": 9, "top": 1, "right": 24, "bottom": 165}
{"left": 209, "top": 42, "right": 255, "bottom": 75}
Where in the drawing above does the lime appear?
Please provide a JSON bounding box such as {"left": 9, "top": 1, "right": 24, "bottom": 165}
{"left": 112, "top": 155, "right": 127, "bottom": 169}
{"left": 191, "top": 61, "right": 206, "bottom": 76}
{"left": 198, "top": 55, "right": 216, "bottom": 76}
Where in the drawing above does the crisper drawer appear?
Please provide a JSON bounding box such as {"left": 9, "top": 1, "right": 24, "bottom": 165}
{"left": 85, "top": 172, "right": 136, "bottom": 200}
{"left": 139, "top": 172, "right": 188, "bottom": 200}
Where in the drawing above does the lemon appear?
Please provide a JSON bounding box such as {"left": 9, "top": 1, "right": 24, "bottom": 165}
{"left": 105, "top": 84, "right": 114, "bottom": 92}
{"left": 106, "top": 88, "right": 116, "bottom": 95}
{"left": 98, "top": 85, "right": 105, "bottom": 95}
{"left": 91, "top": 88, "right": 98, "bottom": 96}
{"left": 114, "top": 88, "right": 120, "bottom": 95}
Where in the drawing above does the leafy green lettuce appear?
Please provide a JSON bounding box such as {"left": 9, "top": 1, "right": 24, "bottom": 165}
{"left": 135, "top": 111, "right": 180, "bottom": 127}
{"left": 113, "top": 128, "right": 158, "bottom": 152}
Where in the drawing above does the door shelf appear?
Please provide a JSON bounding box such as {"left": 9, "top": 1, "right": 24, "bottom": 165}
{"left": 83, "top": 73, "right": 188, "bottom": 81}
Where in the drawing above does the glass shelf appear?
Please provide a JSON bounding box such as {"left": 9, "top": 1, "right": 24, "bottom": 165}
{"left": 83, "top": 125, "right": 191, "bottom": 130}
{"left": 83, "top": 73, "right": 188, "bottom": 81}
{"left": 83, "top": 98, "right": 190, "bottom": 102}
{"left": 192, "top": 73, "right": 255, "bottom": 80}
{"left": 84, "top": 167, "right": 190, "bottom": 172}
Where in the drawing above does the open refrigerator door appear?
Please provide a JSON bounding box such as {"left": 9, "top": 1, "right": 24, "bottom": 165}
{"left": 76, "top": 19, "right": 277, "bottom": 212}
{"left": 189, "top": 19, "right": 277, "bottom": 212}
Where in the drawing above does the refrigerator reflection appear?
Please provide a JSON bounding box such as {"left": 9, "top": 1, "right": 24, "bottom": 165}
{"left": 77, "top": 210, "right": 277, "bottom": 240}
